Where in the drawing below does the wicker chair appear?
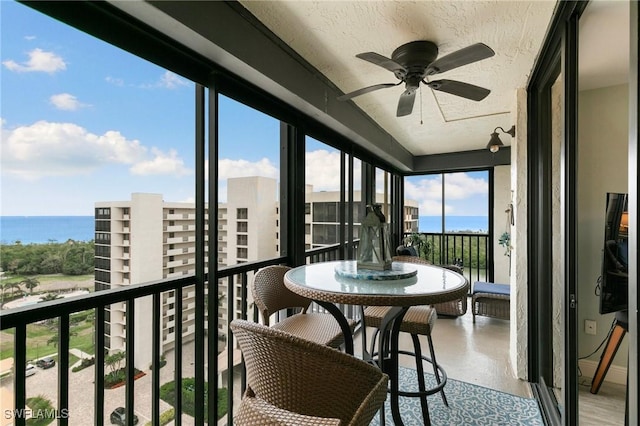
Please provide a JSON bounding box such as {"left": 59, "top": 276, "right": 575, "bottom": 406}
{"left": 362, "top": 255, "right": 469, "bottom": 420}
{"left": 433, "top": 264, "right": 468, "bottom": 317}
{"left": 393, "top": 254, "right": 468, "bottom": 317}
{"left": 231, "top": 319, "right": 388, "bottom": 426}
{"left": 252, "top": 265, "right": 356, "bottom": 349}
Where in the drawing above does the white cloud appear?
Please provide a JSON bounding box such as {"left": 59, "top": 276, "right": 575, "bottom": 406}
{"left": 49, "top": 93, "right": 89, "bottom": 111}
{"left": 304, "top": 149, "right": 362, "bottom": 191}
{"left": 218, "top": 158, "right": 278, "bottom": 180}
{"left": 105, "top": 76, "right": 124, "bottom": 87}
{"left": 140, "top": 71, "right": 190, "bottom": 90}
{"left": 158, "top": 71, "right": 189, "bottom": 89}
{"left": 2, "top": 48, "right": 66, "bottom": 73}
{"left": 443, "top": 173, "right": 488, "bottom": 199}
{"left": 131, "top": 148, "right": 190, "bottom": 176}
{"left": 1, "top": 120, "right": 190, "bottom": 180}
{"left": 405, "top": 173, "right": 487, "bottom": 215}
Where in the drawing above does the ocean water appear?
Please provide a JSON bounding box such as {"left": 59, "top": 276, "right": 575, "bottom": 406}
{"left": 0, "top": 216, "right": 95, "bottom": 244}
{"left": 0, "top": 214, "right": 488, "bottom": 245}
{"left": 419, "top": 215, "right": 488, "bottom": 234}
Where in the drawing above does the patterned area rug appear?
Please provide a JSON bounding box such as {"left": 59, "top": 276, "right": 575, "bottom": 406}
{"left": 370, "top": 367, "right": 543, "bottom": 425}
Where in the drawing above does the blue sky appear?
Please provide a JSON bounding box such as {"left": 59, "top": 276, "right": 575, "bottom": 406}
{"left": 1, "top": 1, "right": 487, "bottom": 217}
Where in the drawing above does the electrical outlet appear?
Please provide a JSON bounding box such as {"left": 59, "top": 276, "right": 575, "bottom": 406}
{"left": 585, "top": 319, "right": 597, "bottom": 335}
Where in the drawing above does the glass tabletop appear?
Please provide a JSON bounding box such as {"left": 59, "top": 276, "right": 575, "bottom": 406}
{"left": 285, "top": 260, "right": 468, "bottom": 306}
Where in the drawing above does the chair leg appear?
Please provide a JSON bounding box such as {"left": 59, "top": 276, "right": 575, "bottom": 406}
{"left": 427, "top": 334, "right": 449, "bottom": 407}
{"left": 369, "top": 328, "right": 380, "bottom": 358}
{"left": 411, "top": 334, "right": 431, "bottom": 424}
{"left": 360, "top": 306, "right": 368, "bottom": 360}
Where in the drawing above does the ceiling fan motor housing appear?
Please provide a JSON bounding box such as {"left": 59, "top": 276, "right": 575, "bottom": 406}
{"left": 391, "top": 40, "right": 439, "bottom": 77}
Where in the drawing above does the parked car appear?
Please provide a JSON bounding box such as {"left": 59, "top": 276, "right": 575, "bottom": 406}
{"left": 36, "top": 357, "right": 56, "bottom": 369}
{"left": 25, "top": 364, "right": 36, "bottom": 377}
{"left": 110, "top": 407, "right": 138, "bottom": 425}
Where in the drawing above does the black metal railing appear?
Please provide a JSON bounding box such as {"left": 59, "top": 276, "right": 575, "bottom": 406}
{"left": 404, "top": 232, "right": 491, "bottom": 284}
{"left": 0, "top": 274, "right": 197, "bottom": 426}
{"left": 0, "top": 242, "right": 355, "bottom": 426}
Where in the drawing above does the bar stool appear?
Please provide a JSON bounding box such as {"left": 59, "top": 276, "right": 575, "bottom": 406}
{"left": 363, "top": 305, "right": 448, "bottom": 416}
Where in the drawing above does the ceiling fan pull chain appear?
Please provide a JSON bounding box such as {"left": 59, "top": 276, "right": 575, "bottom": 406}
{"left": 420, "top": 85, "right": 423, "bottom": 125}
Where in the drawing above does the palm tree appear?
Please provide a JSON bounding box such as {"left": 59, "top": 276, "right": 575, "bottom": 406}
{"left": 1, "top": 280, "right": 24, "bottom": 297}
{"left": 105, "top": 351, "right": 126, "bottom": 374}
{"left": 20, "top": 277, "right": 40, "bottom": 294}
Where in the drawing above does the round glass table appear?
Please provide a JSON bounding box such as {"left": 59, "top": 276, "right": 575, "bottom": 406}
{"left": 284, "top": 260, "right": 469, "bottom": 426}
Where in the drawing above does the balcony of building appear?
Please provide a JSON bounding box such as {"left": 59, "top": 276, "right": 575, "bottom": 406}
{"left": 0, "top": 1, "right": 635, "bottom": 426}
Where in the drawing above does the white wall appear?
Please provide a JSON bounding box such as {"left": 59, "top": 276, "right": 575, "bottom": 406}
{"left": 493, "top": 165, "right": 512, "bottom": 285}
{"left": 578, "top": 84, "right": 629, "bottom": 374}
{"left": 130, "top": 193, "right": 164, "bottom": 369}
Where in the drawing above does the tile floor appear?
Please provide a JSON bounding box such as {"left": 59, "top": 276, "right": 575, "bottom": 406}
{"left": 356, "top": 302, "right": 532, "bottom": 399}
{"left": 355, "top": 302, "right": 628, "bottom": 424}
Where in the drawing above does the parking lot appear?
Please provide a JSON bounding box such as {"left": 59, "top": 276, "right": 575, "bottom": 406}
{"left": 0, "top": 343, "right": 212, "bottom": 426}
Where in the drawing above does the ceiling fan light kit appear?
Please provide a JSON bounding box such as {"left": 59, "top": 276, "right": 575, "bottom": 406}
{"left": 487, "top": 125, "right": 516, "bottom": 153}
{"left": 337, "top": 40, "right": 495, "bottom": 117}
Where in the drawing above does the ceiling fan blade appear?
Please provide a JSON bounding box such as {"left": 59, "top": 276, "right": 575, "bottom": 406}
{"left": 425, "top": 43, "right": 495, "bottom": 76}
{"left": 337, "top": 82, "right": 400, "bottom": 101}
{"left": 427, "top": 79, "right": 491, "bottom": 101}
{"left": 356, "top": 52, "right": 407, "bottom": 75}
{"left": 396, "top": 90, "right": 416, "bottom": 117}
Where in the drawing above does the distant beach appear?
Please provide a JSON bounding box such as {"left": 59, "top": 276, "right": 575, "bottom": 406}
{"left": 0, "top": 216, "right": 94, "bottom": 244}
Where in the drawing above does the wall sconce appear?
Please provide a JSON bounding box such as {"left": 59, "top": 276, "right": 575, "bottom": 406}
{"left": 487, "top": 125, "right": 516, "bottom": 153}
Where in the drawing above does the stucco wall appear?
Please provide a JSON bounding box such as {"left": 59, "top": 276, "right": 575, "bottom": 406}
{"left": 551, "top": 77, "right": 563, "bottom": 388}
{"left": 511, "top": 87, "right": 528, "bottom": 380}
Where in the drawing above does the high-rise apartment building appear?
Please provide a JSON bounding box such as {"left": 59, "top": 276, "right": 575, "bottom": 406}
{"left": 95, "top": 177, "right": 417, "bottom": 367}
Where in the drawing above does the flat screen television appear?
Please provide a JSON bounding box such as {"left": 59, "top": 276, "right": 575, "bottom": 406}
{"left": 599, "top": 192, "right": 629, "bottom": 314}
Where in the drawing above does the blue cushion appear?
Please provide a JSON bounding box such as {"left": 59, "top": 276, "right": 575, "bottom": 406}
{"left": 473, "top": 282, "right": 510, "bottom": 296}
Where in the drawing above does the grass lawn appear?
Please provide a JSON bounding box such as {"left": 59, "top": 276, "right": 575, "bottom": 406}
{"left": 1, "top": 273, "right": 93, "bottom": 286}
{"left": 36, "top": 274, "right": 93, "bottom": 284}
{"left": 0, "top": 310, "right": 95, "bottom": 362}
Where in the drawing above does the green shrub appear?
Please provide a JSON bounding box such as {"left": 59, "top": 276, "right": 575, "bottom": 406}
{"left": 71, "top": 357, "right": 95, "bottom": 372}
{"left": 144, "top": 408, "right": 175, "bottom": 426}
{"left": 104, "top": 367, "right": 143, "bottom": 388}
{"left": 25, "top": 395, "right": 55, "bottom": 426}
{"left": 159, "top": 378, "right": 228, "bottom": 421}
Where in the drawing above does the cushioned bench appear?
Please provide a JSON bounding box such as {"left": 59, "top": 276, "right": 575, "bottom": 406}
{"left": 472, "top": 282, "right": 510, "bottom": 323}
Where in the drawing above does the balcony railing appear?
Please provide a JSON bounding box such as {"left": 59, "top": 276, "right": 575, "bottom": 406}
{"left": 0, "top": 242, "right": 356, "bottom": 426}
{"left": 404, "top": 231, "right": 490, "bottom": 284}
{"left": 0, "top": 232, "right": 486, "bottom": 425}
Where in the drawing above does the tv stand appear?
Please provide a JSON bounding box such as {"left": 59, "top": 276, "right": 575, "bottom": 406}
{"left": 590, "top": 310, "right": 628, "bottom": 394}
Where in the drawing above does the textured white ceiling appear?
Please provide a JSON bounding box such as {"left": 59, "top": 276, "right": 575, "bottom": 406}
{"left": 239, "top": 0, "right": 558, "bottom": 155}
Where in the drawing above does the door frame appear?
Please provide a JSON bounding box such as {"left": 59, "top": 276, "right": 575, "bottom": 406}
{"left": 529, "top": 1, "right": 639, "bottom": 424}
{"left": 526, "top": 2, "right": 586, "bottom": 424}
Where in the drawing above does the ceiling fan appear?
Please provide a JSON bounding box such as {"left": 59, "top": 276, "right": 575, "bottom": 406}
{"left": 337, "top": 40, "right": 495, "bottom": 117}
